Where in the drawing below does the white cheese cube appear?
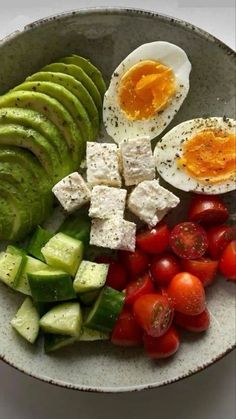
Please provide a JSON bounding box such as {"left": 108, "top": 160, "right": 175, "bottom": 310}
{"left": 89, "top": 185, "right": 127, "bottom": 219}
{"left": 90, "top": 217, "right": 136, "bottom": 252}
{"left": 52, "top": 172, "right": 91, "bottom": 213}
{"left": 120, "top": 137, "right": 155, "bottom": 186}
{"left": 86, "top": 142, "right": 121, "bottom": 187}
{"left": 128, "top": 180, "right": 180, "bottom": 226}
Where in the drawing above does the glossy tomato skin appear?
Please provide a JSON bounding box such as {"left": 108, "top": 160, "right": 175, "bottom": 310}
{"left": 96, "top": 256, "right": 127, "bottom": 291}
{"left": 219, "top": 241, "right": 236, "bottom": 281}
{"left": 133, "top": 293, "right": 174, "bottom": 338}
{"left": 125, "top": 274, "right": 154, "bottom": 306}
{"left": 136, "top": 223, "right": 170, "bottom": 254}
{"left": 111, "top": 308, "right": 143, "bottom": 347}
{"left": 170, "top": 222, "right": 208, "bottom": 259}
{"left": 188, "top": 194, "right": 229, "bottom": 226}
{"left": 174, "top": 309, "right": 210, "bottom": 332}
{"left": 151, "top": 253, "right": 181, "bottom": 287}
{"left": 143, "top": 327, "right": 180, "bottom": 359}
{"left": 207, "top": 225, "right": 236, "bottom": 259}
{"left": 181, "top": 258, "right": 218, "bottom": 287}
{"left": 118, "top": 249, "right": 149, "bottom": 277}
{"left": 167, "top": 272, "right": 206, "bottom": 316}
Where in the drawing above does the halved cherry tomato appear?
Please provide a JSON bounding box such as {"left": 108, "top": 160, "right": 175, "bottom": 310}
{"left": 207, "top": 225, "right": 236, "bottom": 259}
{"left": 219, "top": 240, "right": 236, "bottom": 281}
{"left": 188, "top": 194, "right": 229, "bottom": 225}
{"left": 167, "top": 272, "right": 206, "bottom": 315}
{"left": 111, "top": 308, "right": 143, "bottom": 347}
{"left": 170, "top": 222, "right": 208, "bottom": 259}
{"left": 125, "top": 273, "right": 154, "bottom": 306}
{"left": 174, "top": 309, "right": 210, "bottom": 332}
{"left": 143, "top": 326, "right": 180, "bottom": 359}
{"left": 118, "top": 249, "right": 149, "bottom": 277}
{"left": 181, "top": 258, "right": 218, "bottom": 287}
{"left": 133, "top": 293, "right": 173, "bottom": 337}
{"left": 151, "top": 253, "right": 181, "bottom": 287}
{"left": 96, "top": 256, "right": 127, "bottom": 291}
{"left": 136, "top": 223, "right": 170, "bottom": 254}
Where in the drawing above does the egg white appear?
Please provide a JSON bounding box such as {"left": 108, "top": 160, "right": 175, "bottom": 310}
{"left": 154, "top": 117, "right": 236, "bottom": 194}
{"left": 103, "top": 41, "right": 191, "bottom": 144}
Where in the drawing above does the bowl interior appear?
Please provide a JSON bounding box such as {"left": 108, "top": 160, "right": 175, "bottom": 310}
{"left": 0, "top": 8, "right": 235, "bottom": 392}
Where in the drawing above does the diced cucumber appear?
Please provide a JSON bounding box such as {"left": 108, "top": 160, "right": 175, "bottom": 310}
{"left": 44, "top": 334, "right": 76, "bottom": 353}
{"left": 84, "top": 287, "right": 124, "bottom": 333}
{"left": 40, "top": 302, "right": 82, "bottom": 337}
{"left": 79, "top": 289, "right": 100, "bottom": 306}
{"left": 0, "top": 252, "right": 24, "bottom": 289}
{"left": 28, "top": 226, "right": 53, "bottom": 261}
{"left": 11, "top": 297, "right": 40, "bottom": 343}
{"left": 6, "top": 245, "right": 27, "bottom": 257}
{"left": 15, "top": 256, "right": 48, "bottom": 296}
{"left": 41, "top": 232, "right": 83, "bottom": 276}
{"left": 28, "top": 269, "right": 76, "bottom": 302}
{"left": 34, "top": 301, "right": 56, "bottom": 317}
{"left": 58, "top": 208, "right": 91, "bottom": 246}
{"left": 73, "top": 261, "right": 108, "bottom": 294}
{"left": 80, "top": 327, "right": 109, "bottom": 341}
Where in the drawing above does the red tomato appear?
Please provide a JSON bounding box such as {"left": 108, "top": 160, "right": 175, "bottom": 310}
{"left": 219, "top": 241, "right": 236, "bottom": 281}
{"left": 136, "top": 223, "right": 170, "bottom": 254}
{"left": 111, "top": 308, "right": 143, "bottom": 347}
{"left": 188, "top": 194, "right": 229, "bottom": 225}
{"left": 174, "top": 309, "right": 210, "bottom": 332}
{"left": 125, "top": 273, "right": 154, "bottom": 306}
{"left": 151, "top": 253, "right": 181, "bottom": 287}
{"left": 133, "top": 293, "right": 173, "bottom": 337}
{"left": 181, "top": 258, "right": 218, "bottom": 287}
{"left": 95, "top": 256, "right": 127, "bottom": 291}
{"left": 207, "top": 225, "right": 236, "bottom": 259}
{"left": 167, "top": 272, "right": 206, "bottom": 315}
{"left": 118, "top": 249, "right": 149, "bottom": 277}
{"left": 170, "top": 222, "right": 208, "bottom": 259}
{"left": 143, "top": 327, "right": 180, "bottom": 359}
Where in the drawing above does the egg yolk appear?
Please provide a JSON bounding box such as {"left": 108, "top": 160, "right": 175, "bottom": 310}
{"left": 118, "top": 60, "right": 176, "bottom": 120}
{"left": 179, "top": 129, "right": 236, "bottom": 183}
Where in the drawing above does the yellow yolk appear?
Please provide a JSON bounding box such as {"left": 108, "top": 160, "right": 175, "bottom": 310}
{"left": 179, "top": 129, "right": 236, "bottom": 183}
{"left": 118, "top": 60, "right": 176, "bottom": 120}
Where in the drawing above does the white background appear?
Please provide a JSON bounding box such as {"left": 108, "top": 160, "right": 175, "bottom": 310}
{"left": 0, "top": 1, "right": 235, "bottom": 418}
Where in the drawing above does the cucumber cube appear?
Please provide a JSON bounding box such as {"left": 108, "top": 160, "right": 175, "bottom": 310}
{"left": 0, "top": 252, "right": 24, "bottom": 289}
{"left": 28, "top": 269, "right": 76, "bottom": 302}
{"left": 73, "top": 261, "right": 108, "bottom": 294}
{"left": 40, "top": 302, "right": 82, "bottom": 337}
{"left": 41, "top": 232, "right": 84, "bottom": 276}
{"left": 11, "top": 297, "right": 40, "bottom": 343}
{"left": 15, "top": 256, "right": 49, "bottom": 296}
{"left": 28, "top": 226, "right": 53, "bottom": 261}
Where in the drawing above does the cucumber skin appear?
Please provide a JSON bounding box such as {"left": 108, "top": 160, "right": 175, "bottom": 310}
{"left": 44, "top": 333, "right": 76, "bottom": 353}
{"left": 58, "top": 208, "right": 91, "bottom": 247}
{"left": 28, "top": 226, "right": 53, "bottom": 262}
{"left": 28, "top": 271, "right": 76, "bottom": 302}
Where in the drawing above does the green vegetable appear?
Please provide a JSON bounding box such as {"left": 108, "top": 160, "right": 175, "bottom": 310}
{"left": 0, "top": 252, "right": 24, "bottom": 289}
{"left": 79, "top": 289, "right": 100, "bottom": 306}
{"left": 11, "top": 297, "right": 40, "bottom": 343}
{"left": 44, "top": 333, "right": 76, "bottom": 353}
{"left": 28, "top": 226, "right": 53, "bottom": 261}
{"left": 28, "top": 269, "right": 76, "bottom": 302}
{"left": 73, "top": 260, "right": 108, "bottom": 294}
{"left": 15, "top": 256, "right": 48, "bottom": 296}
{"left": 58, "top": 207, "right": 91, "bottom": 246}
{"left": 40, "top": 302, "right": 82, "bottom": 336}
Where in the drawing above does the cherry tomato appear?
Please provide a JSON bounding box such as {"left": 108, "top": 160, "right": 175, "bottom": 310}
{"left": 151, "top": 253, "right": 181, "bottom": 287}
{"left": 95, "top": 256, "right": 127, "bottom": 291}
{"left": 207, "top": 225, "right": 236, "bottom": 259}
{"left": 118, "top": 249, "right": 149, "bottom": 277}
{"left": 143, "top": 327, "right": 180, "bottom": 359}
{"left": 181, "top": 258, "right": 218, "bottom": 287}
{"left": 133, "top": 293, "right": 173, "bottom": 338}
{"left": 174, "top": 309, "right": 210, "bottom": 332}
{"left": 136, "top": 223, "right": 170, "bottom": 254}
{"left": 188, "top": 194, "right": 229, "bottom": 225}
{"left": 170, "top": 222, "right": 208, "bottom": 259}
{"left": 167, "top": 272, "right": 206, "bottom": 315}
{"left": 125, "top": 273, "right": 154, "bottom": 306}
{"left": 219, "top": 241, "right": 236, "bottom": 281}
{"left": 111, "top": 308, "right": 143, "bottom": 347}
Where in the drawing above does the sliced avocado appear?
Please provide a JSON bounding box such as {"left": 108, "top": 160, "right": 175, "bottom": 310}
{"left": 27, "top": 72, "right": 99, "bottom": 138}
{"left": 0, "top": 193, "right": 17, "bottom": 240}
{"left": 60, "top": 55, "right": 106, "bottom": 98}
{"left": 0, "top": 91, "right": 83, "bottom": 168}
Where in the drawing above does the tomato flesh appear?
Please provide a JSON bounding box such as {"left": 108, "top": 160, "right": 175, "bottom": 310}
{"left": 136, "top": 223, "right": 170, "bottom": 254}
{"left": 151, "top": 253, "right": 181, "bottom": 287}
{"left": 219, "top": 240, "right": 236, "bottom": 281}
{"left": 207, "top": 225, "right": 236, "bottom": 259}
{"left": 111, "top": 308, "right": 143, "bottom": 347}
{"left": 125, "top": 273, "right": 154, "bottom": 306}
{"left": 181, "top": 258, "right": 218, "bottom": 287}
{"left": 174, "top": 309, "right": 210, "bottom": 332}
{"left": 118, "top": 249, "right": 149, "bottom": 277}
{"left": 170, "top": 222, "right": 208, "bottom": 259}
{"left": 188, "top": 194, "right": 229, "bottom": 225}
{"left": 143, "top": 326, "right": 180, "bottom": 359}
{"left": 96, "top": 256, "right": 128, "bottom": 291}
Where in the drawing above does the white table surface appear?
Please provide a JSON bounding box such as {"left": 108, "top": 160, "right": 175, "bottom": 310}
{"left": 0, "top": 1, "right": 235, "bottom": 418}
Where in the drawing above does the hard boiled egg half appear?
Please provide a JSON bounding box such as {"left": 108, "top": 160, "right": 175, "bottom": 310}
{"left": 154, "top": 117, "right": 236, "bottom": 194}
{"left": 103, "top": 41, "right": 191, "bottom": 143}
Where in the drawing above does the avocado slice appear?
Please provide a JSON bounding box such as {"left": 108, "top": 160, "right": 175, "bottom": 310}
{"left": 13, "top": 81, "right": 93, "bottom": 142}
{"left": 0, "top": 107, "right": 71, "bottom": 174}
{"left": 27, "top": 72, "right": 99, "bottom": 138}
{"left": 0, "top": 193, "right": 17, "bottom": 240}
{"left": 60, "top": 55, "right": 106, "bottom": 98}
{"left": 0, "top": 91, "right": 83, "bottom": 168}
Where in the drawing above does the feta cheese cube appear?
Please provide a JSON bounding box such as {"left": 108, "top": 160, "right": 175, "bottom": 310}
{"left": 90, "top": 217, "right": 136, "bottom": 252}
{"left": 120, "top": 137, "right": 155, "bottom": 186}
{"left": 52, "top": 172, "right": 91, "bottom": 213}
{"left": 89, "top": 185, "right": 127, "bottom": 219}
{"left": 86, "top": 142, "right": 121, "bottom": 187}
{"left": 128, "top": 180, "right": 180, "bottom": 226}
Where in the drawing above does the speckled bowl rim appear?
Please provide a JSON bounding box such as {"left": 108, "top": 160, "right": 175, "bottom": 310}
{"left": 0, "top": 7, "right": 235, "bottom": 393}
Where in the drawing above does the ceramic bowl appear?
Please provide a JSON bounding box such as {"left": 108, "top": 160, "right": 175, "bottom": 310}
{"left": 0, "top": 8, "right": 235, "bottom": 392}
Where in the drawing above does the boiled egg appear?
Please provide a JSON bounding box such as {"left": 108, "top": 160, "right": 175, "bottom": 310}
{"left": 154, "top": 117, "right": 236, "bottom": 194}
{"left": 103, "top": 41, "right": 191, "bottom": 143}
